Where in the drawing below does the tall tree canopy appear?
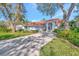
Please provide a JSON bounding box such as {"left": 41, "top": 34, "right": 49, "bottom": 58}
{"left": 15, "top": 3, "right": 26, "bottom": 22}
{"left": 37, "top": 3, "right": 59, "bottom": 17}
{"left": 0, "top": 3, "right": 26, "bottom": 32}
{"left": 36, "top": 3, "right": 76, "bottom": 30}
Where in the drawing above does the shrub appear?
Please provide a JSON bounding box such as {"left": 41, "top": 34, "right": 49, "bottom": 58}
{"left": 57, "top": 29, "right": 79, "bottom": 47}
{"left": 16, "top": 29, "right": 25, "bottom": 32}
{"left": 53, "top": 29, "right": 61, "bottom": 33}
{"left": 31, "top": 30, "right": 38, "bottom": 33}
{"left": 0, "top": 27, "right": 11, "bottom": 32}
{"left": 55, "top": 29, "right": 70, "bottom": 38}
{"left": 67, "top": 32, "right": 79, "bottom": 46}
{"left": 73, "top": 27, "right": 79, "bottom": 33}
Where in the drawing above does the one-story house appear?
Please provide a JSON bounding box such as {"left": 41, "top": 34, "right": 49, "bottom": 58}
{"left": 15, "top": 18, "right": 64, "bottom": 32}
{"left": 15, "top": 25, "right": 26, "bottom": 31}
{"left": 23, "top": 18, "right": 64, "bottom": 32}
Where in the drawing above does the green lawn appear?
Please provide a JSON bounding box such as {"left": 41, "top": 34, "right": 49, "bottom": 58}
{"left": 0, "top": 31, "right": 37, "bottom": 40}
{"left": 40, "top": 38, "right": 79, "bottom": 56}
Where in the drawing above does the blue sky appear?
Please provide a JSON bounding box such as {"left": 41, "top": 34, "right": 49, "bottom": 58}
{"left": 24, "top": 3, "right": 51, "bottom": 22}
{"left": 24, "top": 3, "right": 77, "bottom": 22}
{"left": 0, "top": 3, "right": 78, "bottom": 22}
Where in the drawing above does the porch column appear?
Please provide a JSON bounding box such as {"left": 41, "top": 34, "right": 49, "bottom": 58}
{"left": 50, "top": 23, "right": 53, "bottom": 32}
{"left": 52, "top": 22, "right": 55, "bottom": 31}
{"left": 46, "top": 23, "right": 49, "bottom": 32}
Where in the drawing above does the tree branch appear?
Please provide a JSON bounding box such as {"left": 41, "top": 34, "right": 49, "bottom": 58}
{"left": 66, "top": 3, "right": 76, "bottom": 20}
{"left": 58, "top": 3, "right": 67, "bottom": 20}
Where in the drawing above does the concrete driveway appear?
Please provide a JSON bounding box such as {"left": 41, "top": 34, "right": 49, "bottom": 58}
{"left": 0, "top": 32, "right": 55, "bottom": 56}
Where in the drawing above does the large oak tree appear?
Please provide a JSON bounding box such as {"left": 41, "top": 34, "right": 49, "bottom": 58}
{"left": 0, "top": 3, "right": 26, "bottom": 33}
{"left": 36, "top": 3, "right": 76, "bottom": 30}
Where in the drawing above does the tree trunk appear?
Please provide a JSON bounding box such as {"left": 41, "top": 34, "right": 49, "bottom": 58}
{"left": 58, "top": 3, "right": 76, "bottom": 30}
{"left": 4, "top": 4, "right": 16, "bottom": 33}
{"left": 63, "top": 12, "right": 70, "bottom": 30}
{"left": 10, "top": 21, "right": 16, "bottom": 33}
{"left": 64, "top": 20, "right": 70, "bottom": 30}
{"left": 63, "top": 14, "right": 70, "bottom": 30}
{"left": 64, "top": 3, "right": 76, "bottom": 30}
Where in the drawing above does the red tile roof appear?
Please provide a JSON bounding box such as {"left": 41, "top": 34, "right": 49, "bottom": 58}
{"left": 25, "top": 18, "right": 64, "bottom": 27}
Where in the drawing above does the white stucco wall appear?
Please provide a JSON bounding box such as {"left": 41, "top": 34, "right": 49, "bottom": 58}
{"left": 28, "top": 26, "right": 41, "bottom": 30}
{"left": 16, "top": 25, "right": 26, "bottom": 31}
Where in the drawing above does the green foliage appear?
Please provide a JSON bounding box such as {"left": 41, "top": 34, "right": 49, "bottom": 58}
{"left": 73, "top": 27, "right": 79, "bottom": 32}
{"left": 0, "top": 34, "right": 17, "bottom": 40}
{"left": 0, "top": 4, "right": 27, "bottom": 32}
{"left": 0, "top": 28, "right": 11, "bottom": 32}
{"left": 69, "top": 20, "right": 76, "bottom": 30}
{"left": 55, "top": 29, "right": 79, "bottom": 47}
{"left": 0, "top": 30, "right": 38, "bottom": 40}
{"left": 67, "top": 32, "right": 79, "bottom": 46}
{"left": 37, "top": 3, "right": 59, "bottom": 17}
{"left": 0, "top": 21, "right": 12, "bottom": 32}
{"left": 0, "top": 26, "right": 11, "bottom": 32}
{"left": 58, "top": 30, "right": 70, "bottom": 38}
{"left": 55, "top": 19, "right": 79, "bottom": 46}
{"left": 40, "top": 38, "right": 79, "bottom": 56}
{"left": 53, "top": 29, "right": 61, "bottom": 33}
{"left": 30, "top": 30, "right": 39, "bottom": 33}
{"left": 16, "top": 30, "right": 38, "bottom": 33}
{"left": 16, "top": 29, "right": 25, "bottom": 32}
